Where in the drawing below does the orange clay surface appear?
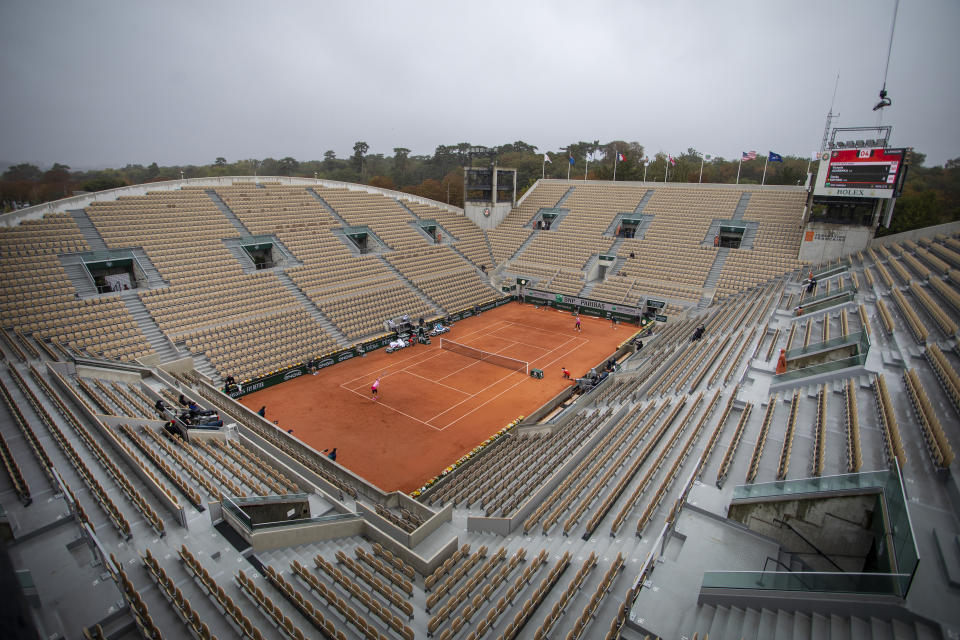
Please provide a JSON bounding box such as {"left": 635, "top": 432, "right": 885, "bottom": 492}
{"left": 240, "top": 302, "right": 632, "bottom": 493}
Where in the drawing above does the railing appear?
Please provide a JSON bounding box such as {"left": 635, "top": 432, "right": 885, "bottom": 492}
{"left": 727, "top": 466, "right": 919, "bottom": 598}
{"left": 774, "top": 353, "right": 868, "bottom": 382}
{"left": 785, "top": 329, "right": 868, "bottom": 360}
{"left": 798, "top": 283, "right": 858, "bottom": 307}
{"left": 222, "top": 495, "right": 355, "bottom": 532}
{"left": 702, "top": 570, "right": 910, "bottom": 596}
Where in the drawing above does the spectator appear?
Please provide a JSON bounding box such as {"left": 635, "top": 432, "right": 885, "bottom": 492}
{"left": 177, "top": 393, "right": 189, "bottom": 407}
{"left": 257, "top": 406, "right": 266, "bottom": 417}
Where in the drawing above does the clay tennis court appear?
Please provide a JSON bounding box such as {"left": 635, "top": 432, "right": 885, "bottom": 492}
{"left": 239, "top": 302, "right": 632, "bottom": 493}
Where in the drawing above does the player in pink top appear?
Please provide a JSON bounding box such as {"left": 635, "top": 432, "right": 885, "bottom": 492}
{"left": 371, "top": 377, "right": 380, "bottom": 400}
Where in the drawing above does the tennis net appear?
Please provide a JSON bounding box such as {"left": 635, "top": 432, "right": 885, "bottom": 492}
{"left": 439, "top": 338, "right": 529, "bottom": 375}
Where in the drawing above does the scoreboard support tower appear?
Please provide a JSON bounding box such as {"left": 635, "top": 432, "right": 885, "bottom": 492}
{"left": 799, "top": 125, "right": 910, "bottom": 264}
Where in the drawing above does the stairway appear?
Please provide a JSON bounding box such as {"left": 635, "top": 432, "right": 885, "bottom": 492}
{"left": 507, "top": 229, "right": 539, "bottom": 263}
{"left": 376, "top": 256, "right": 445, "bottom": 316}
{"left": 306, "top": 188, "right": 351, "bottom": 226}
{"left": 129, "top": 248, "right": 168, "bottom": 288}
{"left": 740, "top": 224, "right": 759, "bottom": 250}
{"left": 120, "top": 290, "right": 181, "bottom": 363}
{"left": 69, "top": 209, "right": 108, "bottom": 251}
{"left": 394, "top": 199, "right": 420, "bottom": 219}
{"left": 205, "top": 190, "right": 251, "bottom": 235}
{"left": 608, "top": 237, "right": 626, "bottom": 256}
{"left": 274, "top": 271, "right": 352, "bottom": 349}
{"left": 633, "top": 189, "right": 654, "bottom": 214}
{"left": 684, "top": 604, "right": 942, "bottom": 640}
{"left": 555, "top": 186, "right": 576, "bottom": 207}
{"left": 190, "top": 351, "right": 219, "bottom": 383}
{"left": 732, "top": 192, "right": 752, "bottom": 220}
{"left": 483, "top": 230, "right": 496, "bottom": 267}
{"left": 704, "top": 247, "right": 730, "bottom": 289}
{"left": 58, "top": 254, "right": 98, "bottom": 298}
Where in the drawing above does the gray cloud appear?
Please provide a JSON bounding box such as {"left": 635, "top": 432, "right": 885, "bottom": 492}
{"left": 1, "top": 0, "right": 957, "bottom": 168}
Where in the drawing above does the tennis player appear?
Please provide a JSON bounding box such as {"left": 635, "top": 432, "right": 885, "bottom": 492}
{"left": 371, "top": 377, "right": 380, "bottom": 401}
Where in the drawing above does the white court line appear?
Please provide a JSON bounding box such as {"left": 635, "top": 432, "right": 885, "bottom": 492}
{"left": 426, "top": 336, "right": 564, "bottom": 425}
{"left": 339, "top": 385, "right": 444, "bottom": 431}
{"left": 403, "top": 368, "right": 472, "bottom": 395}
{"left": 437, "top": 338, "right": 590, "bottom": 431}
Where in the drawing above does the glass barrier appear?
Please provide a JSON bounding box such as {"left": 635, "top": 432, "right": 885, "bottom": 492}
{"left": 786, "top": 330, "right": 867, "bottom": 359}
{"left": 702, "top": 570, "right": 910, "bottom": 596}
{"left": 731, "top": 466, "right": 919, "bottom": 597}
{"left": 775, "top": 354, "right": 867, "bottom": 382}
{"left": 221, "top": 495, "right": 355, "bottom": 532}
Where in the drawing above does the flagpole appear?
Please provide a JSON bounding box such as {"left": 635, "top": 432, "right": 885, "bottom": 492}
{"left": 643, "top": 162, "right": 648, "bottom": 182}
{"left": 698, "top": 156, "right": 704, "bottom": 183}
{"left": 613, "top": 154, "right": 618, "bottom": 181}
{"left": 542, "top": 158, "right": 546, "bottom": 179}
{"left": 761, "top": 155, "right": 769, "bottom": 186}
{"left": 664, "top": 159, "right": 668, "bottom": 183}
{"left": 567, "top": 158, "right": 571, "bottom": 180}
{"left": 584, "top": 153, "right": 588, "bottom": 180}
{"left": 736, "top": 156, "right": 742, "bottom": 185}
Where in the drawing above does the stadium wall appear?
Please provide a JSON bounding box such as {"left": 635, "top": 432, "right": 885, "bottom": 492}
{"left": 798, "top": 222, "right": 875, "bottom": 263}
{"left": 870, "top": 220, "right": 960, "bottom": 246}
{"left": 0, "top": 176, "right": 464, "bottom": 228}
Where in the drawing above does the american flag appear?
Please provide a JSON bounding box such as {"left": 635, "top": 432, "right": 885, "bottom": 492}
{"left": 742, "top": 150, "right": 757, "bottom": 161}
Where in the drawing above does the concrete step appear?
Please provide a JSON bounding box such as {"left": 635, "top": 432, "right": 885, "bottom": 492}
{"left": 555, "top": 186, "right": 576, "bottom": 207}
{"left": 793, "top": 611, "right": 813, "bottom": 640}
{"left": 732, "top": 192, "right": 752, "bottom": 220}
{"left": 376, "top": 256, "right": 444, "bottom": 317}
{"left": 889, "top": 618, "right": 917, "bottom": 640}
{"left": 870, "top": 617, "right": 895, "bottom": 640}
{"left": 774, "top": 609, "right": 794, "bottom": 640}
{"left": 306, "top": 188, "right": 350, "bottom": 226}
{"left": 707, "top": 604, "right": 730, "bottom": 640}
{"left": 723, "top": 605, "right": 747, "bottom": 640}
{"left": 205, "top": 189, "right": 250, "bottom": 235}
{"left": 830, "top": 613, "right": 852, "bottom": 640}
{"left": 69, "top": 208, "right": 108, "bottom": 251}
{"left": 738, "top": 607, "right": 761, "bottom": 640}
{"left": 120, "top": 292, "right": 180, "bottom": 363}
{"left": 694, "top": 604, "right": 717, "bottom": 633}
{"left": 757, "top": 608, "right": 778, "bottom": 640}
{"left": 274, "top": 271, "right": 351, "bottom": 349}
{"left": 59, "top": 258, "right": 99, "bottom": 298}
{"left": 850, "top": 616, "right": 873, "bottom": 640}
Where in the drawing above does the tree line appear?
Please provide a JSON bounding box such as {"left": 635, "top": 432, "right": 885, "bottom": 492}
{"left": 1, "top": 142, "right": 957, "bottom": 236}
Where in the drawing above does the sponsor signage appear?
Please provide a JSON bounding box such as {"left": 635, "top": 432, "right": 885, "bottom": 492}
{"left": 813, "top": 147, "right": 908, "bottom": 200}
{"left": 229, "top": 296, "right": 513, "bottom": 397}
{"left": 645, "top": 299, "right": 666, "bottom": 309}
{"left": 524, "top": 289, "right": 643, "bottom": 321}
{"left": 655, "top": 314, "right": 668, "bottom": 322}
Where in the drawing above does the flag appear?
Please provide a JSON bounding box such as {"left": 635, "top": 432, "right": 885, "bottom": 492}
{"left": 569, "top": 156, "right": 575, "bottom": 165}
{"left": 668, "top": 156, "right": 676, "bottom": 166}
{"left": 617, "top": 152, "right": 625, "bottom": 162}
{"left": 705, "top": 154, "right": 711, "bottom": 160}
{"left": 768, "top": 151, "right": 783, "bottom": 162}
{"left": 543, "top": 154, "right": 551, "bottom": 163}
{"left": 742, "top": 150, "right": 757, "bottom": 161}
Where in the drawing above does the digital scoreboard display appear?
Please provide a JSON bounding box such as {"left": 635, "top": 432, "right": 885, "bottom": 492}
{"left": 813, "top": 148, "right": 907, "bottom": 199}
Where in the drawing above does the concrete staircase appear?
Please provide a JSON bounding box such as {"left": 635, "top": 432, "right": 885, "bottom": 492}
{"left": 376, "top": 256, "right": 445, "bottom": 316}
{"left": 683, "top": 604, "right": 942, "bottom": 640}
{"left": 705, "top": 247, "right": 730, "bottom": 289}
{"left": 394, "top": 199, "right": 420, "bottom": 219}
{"left": 555, "top": 186, "right": 576, "bottom": 207}
{"left": 129, "top": 248, "right": 168, "bottom": 288}
{"left": 732, "top": 192, "right": 751, "bottom": 220}
{"left": 633, "top": 189, "right": 654, "bottom": 214}
{"left": 58, "top": 254, "right": 98, "bottom": 298}
{"left": 274, "top": 271, "right": 351, "bottom": 348}
{"left": 206, "top": 190, "right": 251, "bottom": 235}
{"left": 507, "top": 229, "right": 539, "bottom": 263}
{"left": 483, "top": 230, "right": 496, "bottom": 266}
{"left": 306, "top": 188, "right": 351, "bottom": 226}
{"left": 120, "top": 290, "right": 181, "bottom": 363}
{"left": 190, "top": 351, "right": 219, "bottom": 383}
{"left": 69, "top": 209, "right": 107, "bottom": 251}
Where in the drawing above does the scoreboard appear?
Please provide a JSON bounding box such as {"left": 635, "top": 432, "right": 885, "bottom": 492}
{"left": 813, "top": 147, "right": 908, "bottom": 199}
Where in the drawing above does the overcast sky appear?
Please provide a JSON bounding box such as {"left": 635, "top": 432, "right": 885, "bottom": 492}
{"left": 1, "top": 0, "right": 957, "bottom": 169}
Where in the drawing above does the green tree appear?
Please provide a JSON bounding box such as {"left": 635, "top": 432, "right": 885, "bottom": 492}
{"left": 392, "top": 147, "right": 410, "bottom": 185}
{"left": 277, "top": 157, "right": 299, "bottom": 176}
{"left": 214, "top": 157, "right": 227, "bottom": 167}
{"left": 352, "top": 141, "right": 369, "bottom": 180}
